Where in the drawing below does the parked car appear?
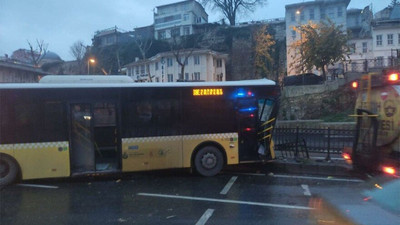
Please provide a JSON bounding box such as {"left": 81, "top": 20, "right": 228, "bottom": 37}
{"left": 283, "top": 73, "right": 324, "bottom": 86}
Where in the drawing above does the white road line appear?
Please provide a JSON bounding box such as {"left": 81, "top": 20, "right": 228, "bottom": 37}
{"left": 195, "top": 209, "right": 215, "bottom": 225}
{"left": 301, "top": 184, "right": 311, "bottom": 196}
{"left": 220, "top": 176, "right": 238, "bottom": 195}
{"left": 271, "top": 174, "right": 364, "bottom": 183}
{"left": 17, "top": 184, "right": 59, "bottom": 189}
{"left": 137, "top": 193, "right": 313, "bottom": 210}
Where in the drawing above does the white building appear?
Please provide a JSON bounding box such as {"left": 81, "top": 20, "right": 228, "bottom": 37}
{"left": 123, "top": 49, "right": 227, "bottom": 83}
{"left": 154, "top": 0, "right": 208, "bottom": 40}
{"left": 285, "top": 0, "right": 350, "bottom": 75}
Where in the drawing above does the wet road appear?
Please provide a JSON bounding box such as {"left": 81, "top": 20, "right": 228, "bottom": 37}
{"left": 0, "top": 166, "right": 366, "bottom": 225}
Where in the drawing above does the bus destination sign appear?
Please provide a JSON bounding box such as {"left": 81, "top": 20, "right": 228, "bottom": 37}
{"left": 193, "top": 88, "right": 223, "bottom": 96}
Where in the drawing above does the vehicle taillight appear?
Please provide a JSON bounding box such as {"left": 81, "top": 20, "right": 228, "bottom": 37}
{"left": 351, "top": 81, "right": 358, "bottom": 89}
{"left": 388, "top": 73, "right": 399, "bottom": 82}
{"left": 382, "top": 166, "right": 396, "bottom": 175}
{"left": 342, "top": 152, "right": 351, "bottom": 160}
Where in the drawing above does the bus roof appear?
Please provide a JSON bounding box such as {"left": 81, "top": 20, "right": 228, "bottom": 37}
{"left": 0, "top": 76, "right": 276, "bottom": 89}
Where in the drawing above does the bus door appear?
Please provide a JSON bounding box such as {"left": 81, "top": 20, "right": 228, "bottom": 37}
{"left": 69, "top": 102, "right": 119, "bottom": 174}
{"left": 352, "top": 109, "right": 379, "bottom": 171}
{"left": 236, "top": 95, "right": 259, "bottom": 161}
{"left": 258, "top": 98, "right": 279, "bottom": 160}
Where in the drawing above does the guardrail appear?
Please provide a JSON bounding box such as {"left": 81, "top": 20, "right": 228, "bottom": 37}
{"left": 273, "top": 125, "right": 355, "bottom": 160}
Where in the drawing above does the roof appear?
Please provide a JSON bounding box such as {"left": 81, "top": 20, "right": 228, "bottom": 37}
{"left": 0, "top": 77, "right": 276, "bottom": 89}
{"left": 0, "top": 60, "right": 49, "bottom": 74}
{"left": 156, "top": 0, "right": 197, "bottom": 9}
{"left": 286, "top": 0, "right": 350, "bottom": 9}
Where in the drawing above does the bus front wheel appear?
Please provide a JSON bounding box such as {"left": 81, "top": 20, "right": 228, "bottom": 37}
{"left": 194, "top": 146, "right": 224, "bottom": 177}
{"left": 0, "top": 154, "right": 19, "bottom": 186}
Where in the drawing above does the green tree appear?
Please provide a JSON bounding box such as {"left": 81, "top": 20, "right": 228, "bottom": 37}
{"left": 253, "top": 25, "right": 275, "bottom": 79}
{"left": 290, "top": 20, "right": 349, "bottom": 79}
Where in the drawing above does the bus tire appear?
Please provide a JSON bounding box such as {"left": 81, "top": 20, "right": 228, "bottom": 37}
{"left": 194, "top": 146, "right": 224, "bottom": 177}
{"left": 0, "top": 154, "right": 19, "bottom": 187}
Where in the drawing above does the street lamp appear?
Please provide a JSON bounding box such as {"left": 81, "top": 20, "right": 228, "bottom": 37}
{"left": 87, "top": 58, "right": 96, "bottom": 75}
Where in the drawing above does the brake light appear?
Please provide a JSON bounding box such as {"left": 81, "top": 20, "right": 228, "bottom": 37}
{"left": 388, "top": 73, "right": 399, "bottom": 82}
{"left": 382, "top": 166, "right": 396, "bottom": 175}
{"left": 342, "top": 152, "right": 351, "bottom": 160}
{"left": 351, "top": 81, "right": 358, "bottom": 88}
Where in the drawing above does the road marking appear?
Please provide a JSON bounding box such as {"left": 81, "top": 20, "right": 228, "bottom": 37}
{"left": 301, "top": 184, "right": 311, "bottom": 196}
{"left": 17, "top": 184, "right": 59, "bottom": 189}
{"left": 195, "top": 209, "right": 214, "bottom": 225}
{"left": 224, "top": 172, "right": 266, "bottom": 176}
{"left": 137, "top": 193, "right": 313, "bottom": 210}
{"left": 220, "top": 176, "right": 237, "bottom": 195}
{"left": 270, "top": 174, "right": 364, "bottom": 183}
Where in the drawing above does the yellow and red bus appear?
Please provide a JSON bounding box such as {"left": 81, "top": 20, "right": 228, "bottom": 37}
{"left": 345, "top": 70, "right": 400, "bottom": 176}
{"left": 0, "top": 76, "right": 280, "bottom": 186}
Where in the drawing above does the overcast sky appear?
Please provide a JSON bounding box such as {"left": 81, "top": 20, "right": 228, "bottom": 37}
{"left": 0, "top": 0, "right": 391, "bottom": 61}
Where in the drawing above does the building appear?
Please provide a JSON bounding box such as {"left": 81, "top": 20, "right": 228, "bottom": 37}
{"left": 123, "top": 49, "right": 227, "bottom": 82}
{"left": 0, "top": 59, "right": 49, "bottom": 83}
{"left": 285, "top": 0, "right": 350, "bottom": 75}
{"left": 93, "top": 26, "right": 134, "bottom": 48}
{"left": 371, "top": 4, "right": 400, "bottom": 67}
{"left": 154, "top": 0, "right": 208, "bottom": 40}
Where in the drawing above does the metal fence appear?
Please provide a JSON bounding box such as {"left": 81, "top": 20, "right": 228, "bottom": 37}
{"left": 273, "top": 125, "right": 355, "bottom": 160}
{"left": 343, "top": 57, "right": 400, "bottom": 73}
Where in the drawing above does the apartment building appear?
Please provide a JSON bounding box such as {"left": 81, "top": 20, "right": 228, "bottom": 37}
{"left": 123, "top": 49, "right": 227, "bottom": 82}
{"left": 285, "top": 0, "right": 350, "bottom": 75}
{"left": 154, "top": 0, "right": 208, "bottom": 40}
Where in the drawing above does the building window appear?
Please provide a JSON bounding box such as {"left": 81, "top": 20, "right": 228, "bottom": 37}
{"left": 158, "top": 30, "right": 166, "bottom": 39}
{"left": 291, "top": 12, "right": 295, "bottom": 22}
{"left": 216, "top": 59, "right": 222, "bottom": 67}
{"left": 300, "top": 11, "right": 304, "bottom": 21}
{"left": 320, "top": 8, "right": 326, "bottom": 19}
{"left": 167, "top": 58, "right": 173, "bottom": 67}
{"left": 156, "top": 77, "right": 159, "bottom": 82}
{"left": 196, "top": 17, "right": 202, "bottom": 23}
{"left": 171, "top": 28, "right": 180, "bottom": 37}
{"left": 375, "top": 57, "right": 384, "bottom": 67}
{"left": 183, "top": 26, "right": 190, "bottom": 35}
{"left": 398, "top": 34, "right": 400, "bottom": 44}
{"left": 337, "top": 7, "right": 343, "bottom": 17}
{"left": 155, "top": 62, "right": 159, "bottom": 70}
{"left": 183, "top": 14, "right": 189, "bottom": 21}
{"left": 350, "top": 43, "right": 356, "bottom": 53}
{"left": 194, "top": 72, "right": 200, "bottom": 80}
{"left": 167, "top": 74, "right": 174, "bottom": 82}
{"left": 362, "top": 42, "right": 368, "bottom": 53}
{"left": 194, "top": 55, "right": 200, "bottom": 65}
{"left": 328, "top": 8, "right": 334, "bottom": 19}
{"left": 388, "top": 34, "right": 393, "bottom": 45}
{"left": 291, "top": 30, "right": 296, "bottom": 40}
{"left": 376, "top": 35, "right": 382, "bottom": 46}
{"left": 309, "top": 9, "right": 314, "bottom": 20}
{"left": 185, "top": 73, "right": 189, "bottom": 81}
{"left": 140, "top": 65, "right": 145, "bottom": 74}
{"left": 135, "top": 66, "right": 139, "bottom": 75}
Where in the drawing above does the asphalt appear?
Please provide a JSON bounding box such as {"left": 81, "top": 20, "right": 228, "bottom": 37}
{"left": 265, "top": 157, "right": 400, "bottom": 225}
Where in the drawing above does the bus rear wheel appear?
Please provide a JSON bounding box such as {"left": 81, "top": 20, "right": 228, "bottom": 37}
{"left": 0, "top": 154, "right": 18, "bottom": 186}
{"left": 194, "top": 146, "right": 224, "bottom": 177}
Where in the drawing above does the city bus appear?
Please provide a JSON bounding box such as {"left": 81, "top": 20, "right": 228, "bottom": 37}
{"left": 0, "top": 76, "right": 280, "bottom": 186}
{"left": 344, "top": 70, "right": 400, "bottom": 176}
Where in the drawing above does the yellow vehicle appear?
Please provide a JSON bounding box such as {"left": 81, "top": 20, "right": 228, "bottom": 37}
{"left": 0, "top": 76, "right": 280, "bottom": 186}
{"left": 346, "top": 70, "right": 400, "bottom": 176}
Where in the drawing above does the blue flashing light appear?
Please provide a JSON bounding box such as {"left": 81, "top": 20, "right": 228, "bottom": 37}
{"left": 239, "top": 107, "right": 257, "bottom": 112}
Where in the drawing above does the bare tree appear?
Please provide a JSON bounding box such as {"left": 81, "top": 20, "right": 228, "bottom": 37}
{"left": 201, "top": 0, "right": 267, "bottom": 25}
{"left": 70, "top": 40, "right": 86, "bottom": 61}
{"left": 133, "top": 37, "right": 153, "bottom": 81}
{"left": 27, "top": 39, "right": 48, "bottom": 67}
{"left": 169, "top": 33, "right": 198, "bottom": 81}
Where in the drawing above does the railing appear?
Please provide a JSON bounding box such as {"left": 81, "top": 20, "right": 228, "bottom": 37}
{"left": 343, "top": 57, "right": 400, "bottom": 73}
{"left": 273, "top": 125, "right": 355, "bottom": 160}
